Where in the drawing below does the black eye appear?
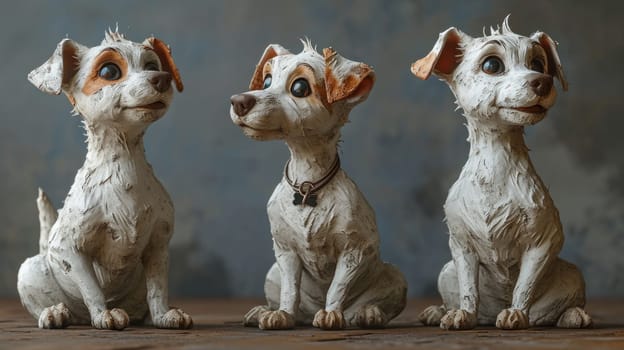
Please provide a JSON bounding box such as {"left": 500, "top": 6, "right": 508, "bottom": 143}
{"left": 98, "top": 63, "right": 122, "bottom": 80}
{"left": 263, "top": 74, "right": 272, "bottom": 89}
{"left": 145, "top": 62, "right": 160, "bottom": 71}
{"left": 482, "top": 56, "right": 505, "bottom": 75}
{"left": 290, "top": 78, "right": 311, "bottom": 98}
{"left": 530, "top": 58, "right": 545, "bottom": 73}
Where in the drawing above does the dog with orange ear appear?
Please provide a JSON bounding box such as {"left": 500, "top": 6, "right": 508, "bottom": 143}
{"left": 230, "top": 40, "right": 407, "bottom": 330}
{"left": 17, "top": 29, "right": 191, "bottom": 330}
{"left": 411, "top": 17, "right": 591, "bottom": 330}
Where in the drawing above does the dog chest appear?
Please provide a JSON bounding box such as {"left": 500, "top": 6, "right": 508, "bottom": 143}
{"left": 444, "top": 163, "right": 559, "bottom": 264}
{"left": 268, "top": 197, "right": 338, "bottom": 282}
{"left": 268, "top": 181, "right": 335, "bottom": 248}
{"left": 268, "top": 176, "right": 376, "bottom": 242}
{"left": 51, "top": 160, "right": 173, "bottom": 272}
{"left": 267, "top": 177, "right": 379, "bottom": 280}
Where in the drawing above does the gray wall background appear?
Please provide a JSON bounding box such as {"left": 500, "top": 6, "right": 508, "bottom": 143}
{"left": 1, "top": 0, "right": 623, "bottom": 298}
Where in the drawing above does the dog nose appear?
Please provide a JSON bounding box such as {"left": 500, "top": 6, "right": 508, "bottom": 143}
{"left": 149, "top": 72, "right": 172, "bottom": 93}
{"left": 230, "top": 94, "right": 256, "bottom": 116}
{"left": 529, "top": 75, "right": 553, "bottom": 97}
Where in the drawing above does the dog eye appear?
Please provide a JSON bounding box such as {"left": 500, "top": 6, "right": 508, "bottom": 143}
{"left": 290, "top": 78, "right": 311, "bottom": 98}
{"left": 263, "top": 74, "right": 272, "bottom": 89}
{"left": 98, "top": 63, "right": 122, "bottom": 81}
{"left": 144, "top": 62, "right": 160, "bottom": 71}
{"left": 530, "top": 58, "right": 545, "bottom": 73}
{"left": 482, "top": 56, "right": 505, "bottom": 75}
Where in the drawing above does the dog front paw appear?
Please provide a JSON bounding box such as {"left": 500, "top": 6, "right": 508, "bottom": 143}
{"left": 440, "top": 309, "right": 477, "bottom": 330}
{"left": 419, "top": 305, "right": 446, "bottom": 326}
{"left": 243, "top": 305, "right": 270, "bottom": 327}
{"left": 153, "top": 308, "right": 193, "bottom": 329}
{"left": 313, "top": 309, "right": 346, "bottom": 330}
{"left": 355, "top": 305, "right": 387, "bottom": 329}
{"left": 258, "top": 310, "right": 295, "bottom": 330}
{"left": 38, "top": 303, "right": 71, "bottom": 329}
{"left": 556, "top": 307, "right": 592, "bottom": 328}
{"left": 496, "top": 308, "right": 529, "bottom": 330}
{"left": 92, "top": 308, "right": 129, "bottom": 330}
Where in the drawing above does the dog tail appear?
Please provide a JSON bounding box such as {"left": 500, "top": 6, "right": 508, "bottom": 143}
{"left": 37, "top": 188, "right": 58, "bottom": 254}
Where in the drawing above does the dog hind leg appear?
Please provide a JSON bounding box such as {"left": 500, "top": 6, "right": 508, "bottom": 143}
{"left": 420, "top": 260, "right": 469, "bottom": 327}
{"left": 344, "top": 263, "right": 407, "bottom": 328}
{"left": 111, "top": 270, "right": 149, "bottom": 324}
{"left": 17, "top": 254, "right": 90, "bottom": 328}
{"left": 419, "top": 305, "right": 447, "bottom": 326}
{"left": 528, "top": 258, "right": 591, "bottom": 328}
{"left": 432, "top": 260, "right": 509, "bottom": 327}
{"left": 420, "top": 260, "right": 457, "bottom": 326}
{"left": 244, "top": 263, "right": 326, "bottom": 326}
{"left": 243, "top": 263, "right": 280, "bottom": 326}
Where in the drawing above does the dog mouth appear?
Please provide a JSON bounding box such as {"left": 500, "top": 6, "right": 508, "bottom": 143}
{"left": 235, "top": 120, "right": 255, "bottom": 130}
{"left": 235, "top": 120, "right": 281, "bottom": 133}
{"left": 126, "top": 101, "right": 167, "bottom": 110}
{"left": 510, "top": 105, "right": 548, "bottom": 114}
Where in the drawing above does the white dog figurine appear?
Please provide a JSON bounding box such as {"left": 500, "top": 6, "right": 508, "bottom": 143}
{"left": 411, "top": 17, "right": 592, "bottom": 330}
{"left": 17, "top": 30, "right": 192, "bottom": 330}
{"left": 230, "top": 40, "right": 407, "bottom": 330}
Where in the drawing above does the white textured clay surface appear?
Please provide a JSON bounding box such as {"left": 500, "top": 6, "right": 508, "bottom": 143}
{"left": 230, "top": 40, "right": 407, "bottom": 330}
{"left": 17, "top": 30, "right": 191, "bottom": 330}
{"left": 411, "top": 17, "right": 590, "bottom": 330}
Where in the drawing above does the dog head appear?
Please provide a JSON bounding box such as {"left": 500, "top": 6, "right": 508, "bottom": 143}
{"left": 230, "top": 40, "right": 375, "bottom": 141}
{"left": 29, "top": 29, "right": 183, "bottom": 129}
{"left": 411, "top": 16, "right": 567, "bottom": 127}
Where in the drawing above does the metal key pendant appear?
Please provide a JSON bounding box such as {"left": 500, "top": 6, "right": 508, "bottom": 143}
{"left": 293, "top": 192, "right": 317, "bottom": 207}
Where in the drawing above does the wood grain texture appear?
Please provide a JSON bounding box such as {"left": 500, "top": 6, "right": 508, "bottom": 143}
{"left": 1, "top": 298, "right": 623, "bottom": 350}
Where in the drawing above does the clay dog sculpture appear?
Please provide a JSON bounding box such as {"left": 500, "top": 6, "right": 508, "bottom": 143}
{"left": 18, "top": 29, "right": 191, "bottom": 330}
{"left": 230, "top": 40, "right": 407, "bottom": 330}
{"left": 411, "top": 17, "right": 591, "bottom": 330}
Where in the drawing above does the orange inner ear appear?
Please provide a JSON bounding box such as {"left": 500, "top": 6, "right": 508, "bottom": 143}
{"left": 250, "top": 48, "right": 279, "bottom": 90}
{"left": 81, "top": 49, "right": 128, "bottom": 96}
{"left": 411, "top": 50, "right": 438, "bottom": 80}
{"left": 349, "top": 75, "right": 374, "bottom": 100}
{"left": 435, "top": 33, "right": 461, "bottom": 75}
{"left": 324, "top": 61, "right": 374, "bottom": 104}
{"left": 61, "top": 42, "right": 80, "bottom": 87}
{"left": 150, "top": 38, "right": 184, "bottom": 92}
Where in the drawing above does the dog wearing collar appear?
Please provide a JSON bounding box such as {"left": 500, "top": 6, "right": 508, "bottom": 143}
{"left": 230, "top": 40, "right": 407, "bottom": 330}
{"left": 411, "top": 17, "right": 592, "bottom": 330}
{"left": 17, "top": 30, "right": 192, "bottom": 330}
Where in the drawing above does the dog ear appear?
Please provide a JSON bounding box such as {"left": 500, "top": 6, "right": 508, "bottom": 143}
{"left": 411, "top": 27, "right": 465, "bottom": 80}
{"left": 323, "top": 47, "right": 375, "bottom": 105}
{"left": 28, "top": 38, "right": 84, "bottom": 95}
{"left": 145, "top": 37, "right": 184, "bottom": 92}
{"left": 531, "top": 32, "right": 568, "bottom": 91}
{"left": 249, "top": 44, "right": 291, "bottom": 90}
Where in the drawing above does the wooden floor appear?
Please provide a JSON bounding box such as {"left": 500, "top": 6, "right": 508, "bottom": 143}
{"left": 1, "top": 298, "right": 623, "bottom": 350}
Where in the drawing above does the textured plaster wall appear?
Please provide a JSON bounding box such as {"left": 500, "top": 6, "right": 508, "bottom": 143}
{"left": 1, "top": 0, "right": 623, "bottom": 298}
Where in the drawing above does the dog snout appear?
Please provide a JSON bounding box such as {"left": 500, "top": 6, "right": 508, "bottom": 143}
{"left": 529, "top": 74, "right": 553, "bottom": 97}
{"left": 231, "top": 93, "right": 256, "bottom": 116}
{"left": 149, "top": 72, "right": 172, "bottom": 93}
